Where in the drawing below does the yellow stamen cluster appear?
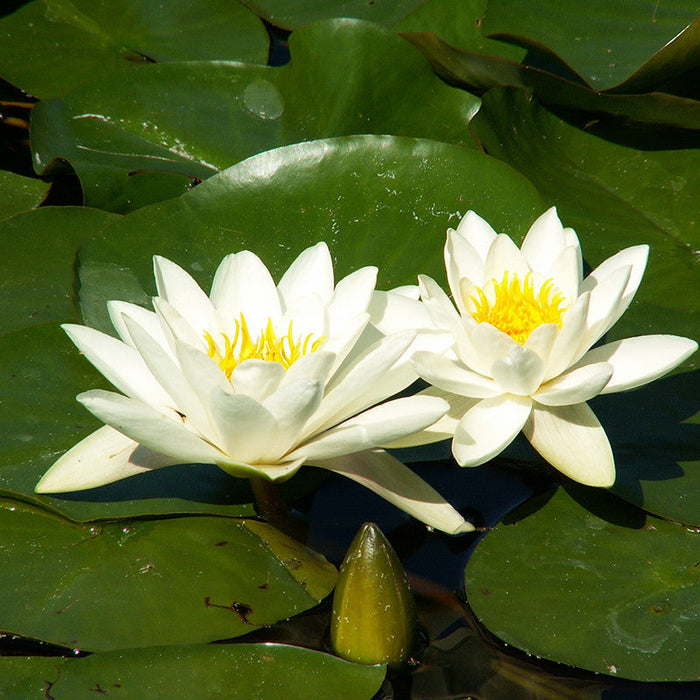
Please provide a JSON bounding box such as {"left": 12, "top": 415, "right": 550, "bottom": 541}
{"left": 205, "top": 315, "right": 325, "bottom": 378}
{"left": 469, "top": 272, "right": 567, "bottom": 345}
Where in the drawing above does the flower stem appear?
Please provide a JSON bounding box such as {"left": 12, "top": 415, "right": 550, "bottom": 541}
{"left": 249, "top": 477, "right": 306, "bottom": 542}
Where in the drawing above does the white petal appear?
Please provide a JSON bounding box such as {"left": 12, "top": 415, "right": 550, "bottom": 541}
{"left": 174, "top": 340, "right": 234, "bottom": 410}
{"left": 534, "top": 362, "right": 613, "bottom": 406}
{"left": 35, "top": 426, "right": 177, "bottom": 493}
{"left": 309, "top": 450, "right": 473, "bottom": 534}
{"left": 328, "top": 266, "right": 378, "bottom": 329}
{"left": 123, "top": 316, "right": 214, "bottom": 439}
{"left": 483, "top": 234, "right": 530, "bottom": 282}
{"left": 580, "top": 245, "right": 649, "bottom": 337}
{"left": 549, "top": 244, "right": 582, "bottom": 303}
{"left": 152, "top": 297, "right": 205, "bottom": 350}
{"left": 217, "top": 456, "right": 305, "bottom": 481}
{"left": 523, "top": 403, "right": 615, "bottom": 487}
{"left": 153, "top": 256, "right": 215, "bottom": 335}
{"left": 454, "top": 210, "right": 497, "bottom": 260}
{"left": 306, "top": 331, "right": 417, "bottom": 435}
{"left": 445, "top": 230, "right": 484, "bottom": 313}
{"left": 263, "top": 378, "right": 324, "bottom": 452}
{"left": 293, "top": 395, "right": 448, "bottom": 461}
{"left": 418, "top": 275, "right": 463, "bottom": 330}
{"left": 452, "top": 394, "right": 532, "bottom": 466}
{"left": 77, "top": 389, "right": 226, "bottom": 465}
{"left": 520, "top": 207, "right": 569, "bottom": 275}
{"left": 574, "top": 265, "right": 631, "bottom": 361}
{"left": 383, "top": 386, "right": 479, "bottom": 448}
{"left": 523, "top": 322, "right": 558, "bottom": 366}
{"left": 387, "top": 285, "right": 420, "bottom": 300}
{"left": 280, "top": 350, "right": 336, "bottom": 387}
{"left": 277, "top": 242, "right": 334, "bottom": 308}
{"left": 369, "top": 287, "right": 432, "bottom": 335}
{"left": 62, "top": 323, "right": 172, "bottom": 410}
{"left": 208, "top": 389, "right": 281, "bottom": 463}
{"left": 108, "top": 300, "right": 170, "bottom": 354}
{"left": 209, "top": 250, "right": 282, "bottom": 329}
{"left": 491, "top": 344, "right": 545, "bottom": 396}
{"left": 322, "top": 311, "right": 371, "bottom": 377}
{"left": 282, "top": 293, "right": 328, "bottom": 340}
{"left": 544, "top": 291, "right": 591, "bottom": 380}
{"left": 577, "top": 335, "right": 698, "bottom": 394}
{"left": 230, "top": 359, "right": 285, "bottom": 403}
{"left": 412, "top": 350, "right": 500, "bottom": 398}
{"left": 418, "top": 275, "right": 474, "bottom": 361}
{"left": 469, "top": 322, "right": 516, "bottom": 376}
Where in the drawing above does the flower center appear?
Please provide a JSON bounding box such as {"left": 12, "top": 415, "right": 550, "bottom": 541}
{"left": 469, "top": 272, "right": 567, "bottom": 345}
{"left": 204, "top": 314, "right": 325, "bottom": 378}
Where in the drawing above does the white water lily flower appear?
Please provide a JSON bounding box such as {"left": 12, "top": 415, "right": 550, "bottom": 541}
{"left": 407, "top": 207, "right": 697, "bottom": 487}
{"left": 36, "top": 243, "right": 472, "bottom": 534}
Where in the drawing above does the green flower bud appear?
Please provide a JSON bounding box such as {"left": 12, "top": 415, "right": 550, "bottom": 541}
{"left": 331, "top": 522, "right": 417, "bottom": 666}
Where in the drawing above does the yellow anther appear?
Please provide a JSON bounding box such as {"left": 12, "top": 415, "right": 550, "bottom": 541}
{"left": 204, "top": 314, "right": 325, "bottom": 378}
{"left": 469, "top": 272, "right": 567, "bottom": 345}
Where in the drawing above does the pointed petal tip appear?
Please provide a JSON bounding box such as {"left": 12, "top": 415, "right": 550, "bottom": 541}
{"left": 571, "top": 463, "right": 616, "bottom": 488}
{"left": 447, "top": 519, "right": 476, "bottom": 534}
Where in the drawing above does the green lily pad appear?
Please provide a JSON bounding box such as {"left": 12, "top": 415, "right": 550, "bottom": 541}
{"left": 601, "top": 372, "right": 700, "bottom": 527}
{"left": 0, "top": 0, "right": 268, "bottom": 99}
{"left": 0, "top": 498, "right": 336, "bottom": 651}
{"left": 0, "top": 323, "right": 257, "bottom": 521}
{"left": 0, "top": 207, "right": 120, "bottom": 336}
{"left": 0, "top": 644, "right": 385, "bottom": 699}
{"left": 75, "top": 135, "right": 544, "bottom": 307}
{"left": 0, "top": 169, "right": 50, "bottom": 219}
{"left": 243, "top": 0, "right": 424, "bottom": 30}
{"left": 30, "top": 20, "right": 481, "bottom": 213}
{"left": 481, "top": 0, "right": 700, "bottom": 92}
{"left": 469, "top": 88, "right": 700, "bottom": 354}
{"left": 465, "top": 486, "right": 700, "bottom": 681}
{"left": 404, "top": 32, "right": 700, "bottom": 130}
{"left": 395, "top": 0, "right": 526, "bottom": 62}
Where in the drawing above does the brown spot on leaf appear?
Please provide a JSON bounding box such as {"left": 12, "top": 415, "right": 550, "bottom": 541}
{"left": 204, "top": 596, "right": 255, "bottom": 624}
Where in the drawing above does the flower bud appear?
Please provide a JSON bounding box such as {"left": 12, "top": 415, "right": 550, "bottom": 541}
{"left": 331, "top": 522, "right": 417, "bottom": 666}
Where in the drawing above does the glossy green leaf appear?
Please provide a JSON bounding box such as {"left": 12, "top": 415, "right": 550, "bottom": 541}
{"left": 0, "top": 170, "right": 50, "bottom": 219}
{"left": 404, "top": 32, "right": 700, "bottom": 130}
{"left": 30, "top": 20, "right": 481, "bottom": 213}
{"left": 0, "top": 644, "right": 385, "bottom": 699}
{"left": 0, "top": 207, "right": 120, "bottom": 336}
{"left": 245, "top": 520, "right": 337, "bottom": 602}
{"left": 395, "top": 0, "right": 526, "bottom": 62}
{"left": 469, "top": 88, "right": 700, "bottom": 353}
{"left": 243, "top": 0, "right": 424, "bottom": 30}
{"left": 0, "top": 499, "right": 336, "bottom": 651}
{"left": 0, "top": 323, "right": 256, "bottom": 521}
{"left": 481, "top": 0, "right": 700, "bottom": 91}
{"left": 465, "top": 487, "right": 700, "bottom": 681}
{"left": 0, "top": 0, "right": 268, "bottom": 98}
{"left": 75, "top": 135, "right": 544, "bottom": 311}
{"left": 601, "top": 372, "right": 700, "bottom": 526}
